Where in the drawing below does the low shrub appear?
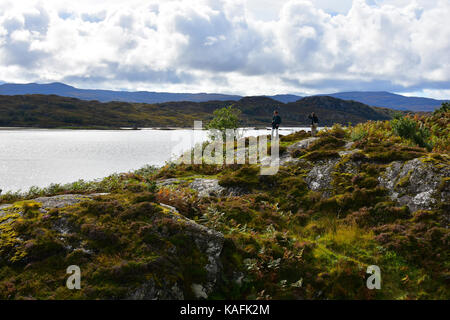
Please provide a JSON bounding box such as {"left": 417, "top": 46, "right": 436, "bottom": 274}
{"left": 391, "top": 114, "right": 432, "bottom": 150}
{"left": 303, "top": 150, "right": 340, "bottom": 161}
{"left": 218, "top": 165, "right": 260, "bottom": 189}
{"left": 281, "top": 130, "right": 309, "bottom": 142}
{"left": 308, "top": 136, "right": 346, "bottom": 151}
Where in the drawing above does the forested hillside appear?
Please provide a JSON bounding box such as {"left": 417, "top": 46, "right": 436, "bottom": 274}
{"left": 0, "top": 94, "right": 394, "bottom": 128}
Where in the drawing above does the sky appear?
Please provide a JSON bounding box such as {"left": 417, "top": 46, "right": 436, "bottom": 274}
{"left": 0, "top": 0, "right": 449, "bottom": 99}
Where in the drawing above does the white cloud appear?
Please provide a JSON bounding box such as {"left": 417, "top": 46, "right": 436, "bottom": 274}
{"left": 0, "top": 0, "right": 449, "bottom": 98}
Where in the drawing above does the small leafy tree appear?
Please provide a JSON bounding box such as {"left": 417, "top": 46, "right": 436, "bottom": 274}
{"left": 206, "top": 105, "right": 241, "bottom": 140}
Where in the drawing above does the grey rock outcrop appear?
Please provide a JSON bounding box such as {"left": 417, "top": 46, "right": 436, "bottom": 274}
{"left": 128, "top": 278, "right": 184, "bottom": 300}
{"left": 187, "top": 219, "right": 224, "bottom": 298}
{"left": 189, "top": 179, "right": 226, "bottom": 197}
{"left": 287, "top": 137, "right": 319, "bottom": 153}
{"left": 34, "top": 193, "right": 109, "bottom": 210}
{"left": 127, "top": 208, "right": 225, "bottom": 300}
{"left": 157, "top": 178, "right": 245, "bottom": 198}
{"left": 1, "top": 192, "right": 225, "bottom": 300}
{"left": 189, "top": 178, "right": 245, "bottom": 197}
{"left": 300, "top": 141, "right": 359, "bottom": 197}
{"left": 277, "top": 137, "right": 319, "bottom": 166}
{"left": 0, "top": 193, "right": 109, "bottom": 218}
{"left": 305, "top": 158, "right": 341, "bottom": 197}
{"left": 379, "top": 158, "right": 450, "bottom": 212}
{"left": 156, "top": 178, "right": 181, "bottom": 187}
{"left": 159, "top": 202, "right": 180, "bottom": 213}
{"left": 0, "top": 204, "right": 11, "bottom": 217}
{"left": 338, "top": 142, "right": 360, "bottom": 156}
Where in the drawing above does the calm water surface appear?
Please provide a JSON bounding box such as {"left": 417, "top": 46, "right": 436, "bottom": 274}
{"left": 0, "top": 127, "right": 309, "bottom": 193}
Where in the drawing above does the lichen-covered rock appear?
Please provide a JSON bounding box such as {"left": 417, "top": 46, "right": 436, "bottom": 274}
{"left": 335, "top": 157, "right": 360, "bottom": 175}
{"left": 126, "top": 214, "right": 224, "bottom": 300}
{"left": 192, "top": 230, "right": 224, "bottom": 298}
{"left": 34, "top": 193, "right": 109, "bottom": 211}
{"left": 338, "top": 148, "right": 360, "bottom": 157}
{"left": 156, "top": 178, "right": 181, "bottom": 187}
{"left": 337, "top": 141, "right": 359, "bottom": 157}
{"left": 189, "top": 179, "right": 226, "bottom": 197}
{"left": 287, "top": 137, "right": 319, "bottom": 153}
{"left": 379, "top": 157, "right": 450, "bottom": 212}
{"left": 0, "top": 204, "right": 12, "bottom": 218}
{"left": 159, "top": 203, "right": 180, "bottom": 213}
{"left": 305, "top": 158, "right": 341, "bottom": 197}
{"left": 189, "top": 178, "right": 244, "bottom": 197}
{"left": 256, "top": 136, "right": 312, "bottom": 167}
{"left": 279, "top": 154, "right": 299, "bottom": 166}
{"left": 125, "top": 208, "right": 225, "bottom": 300}
{"left": 1, "top": 191, "right": 225, "bottom": 300}
{"left": 0, "top": 193, "right": 109, "bottom": 219}
{"left": 128, "top": 278, "right": 184, "bottom": 300}
{"left": 158, "top": 178, "right": 244, "bottom": 197}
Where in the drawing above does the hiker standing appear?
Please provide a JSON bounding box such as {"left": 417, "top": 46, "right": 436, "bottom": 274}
{"left": 308, "top": 112, "right": 319, "bottom": 137}
{"left": 271, "top": 110, "right": 281, "bottom": 138}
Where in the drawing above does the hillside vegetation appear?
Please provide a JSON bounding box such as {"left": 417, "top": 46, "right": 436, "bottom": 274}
{"left": 0, "top": 94, "right": 393, "bottom": 128}
{"left": 0, "top": 104, "right": 448, "bottom": 300}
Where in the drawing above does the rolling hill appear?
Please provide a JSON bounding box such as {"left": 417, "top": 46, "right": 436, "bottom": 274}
{"left": 0, "top": 82, "right": 446, "bottom": 111}
{"left": 0, "top": 94, "right": 393, "bottom": 128}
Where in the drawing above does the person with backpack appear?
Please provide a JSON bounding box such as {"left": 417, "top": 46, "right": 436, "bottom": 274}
{"left": 308, "top": 112, "right": 319, "bottom": 136}
{"left": 271, "top": 110, "right": 282, "bottom": 138}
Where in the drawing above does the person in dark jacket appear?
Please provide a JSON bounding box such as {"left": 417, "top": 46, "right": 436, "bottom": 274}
{"left": 308, "top": 112, "right": 319, "bottom": 136}
{"left": 271, "top": 110, "right": 282, "bottom": 138}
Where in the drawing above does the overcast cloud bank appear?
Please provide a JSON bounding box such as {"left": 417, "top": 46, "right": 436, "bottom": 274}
{"left": 0, "top": 0, "right": 449, "bottom": 98}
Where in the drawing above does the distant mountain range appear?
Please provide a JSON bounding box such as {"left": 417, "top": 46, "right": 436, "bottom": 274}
{"left": 0, "top": 82, "right": 447, "bottom": 111}
{"left": 265, "top": 92, "right": 448, "bottom": 111}
{"left": 325, "top": 92, "right": 448, "bottom": 112}
{"left": 0, "top": 82, "right": 241, "bottom": 104}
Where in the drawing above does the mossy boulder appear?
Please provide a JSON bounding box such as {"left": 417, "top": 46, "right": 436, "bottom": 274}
{"left": 379, "top": 157, "right": 450, "bottom": 212}
{"left": 308, "top": 136, "right": 346, "bottom": 151}
{"left": 287, "top": 137, "right": 319, "bottom": 155}
{"left": 305, "top": 158, "right": 341, "bottom": 196}
{"left": 0, "top": 193, "right": 225, "bottom": 300}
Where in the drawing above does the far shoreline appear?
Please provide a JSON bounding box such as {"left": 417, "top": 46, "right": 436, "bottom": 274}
{"left": 0, "top": 126, "right": 317, "bottom": 131}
